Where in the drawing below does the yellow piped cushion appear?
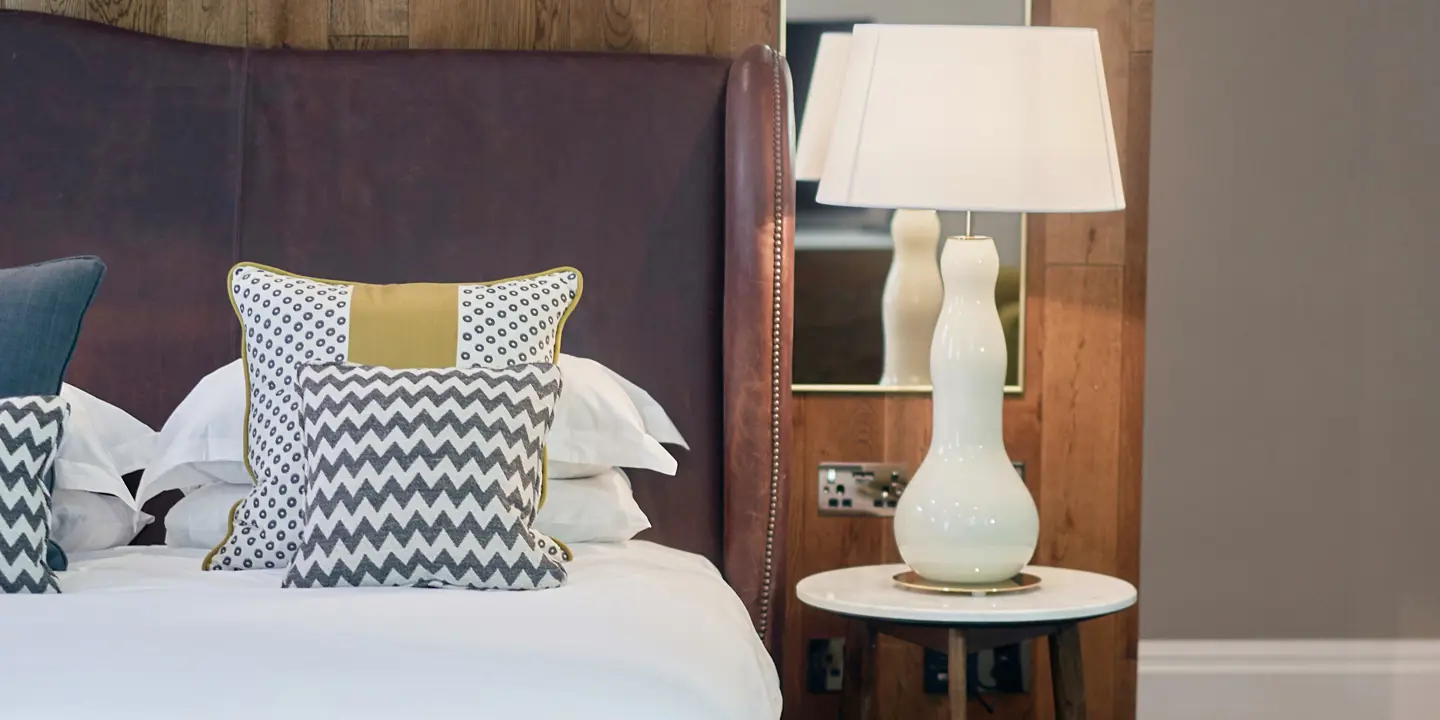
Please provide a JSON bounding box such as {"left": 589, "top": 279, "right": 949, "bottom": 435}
{"left": 203, "top": 263, "right": 581, "bottom": 571}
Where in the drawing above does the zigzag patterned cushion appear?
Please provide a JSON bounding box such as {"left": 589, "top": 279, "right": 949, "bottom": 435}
{"left": 283, "top": 362, "right": 568, "bottom": 590}
{"left": 0, "top": 396, "right": 69, "bottom": 594}
{"left": 206, "top": 263, "right": 581, "bottom": 572}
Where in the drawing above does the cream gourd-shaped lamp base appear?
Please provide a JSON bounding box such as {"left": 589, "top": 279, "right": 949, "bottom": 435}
{"left": 879, "top": 209, "right": 943, "bottom": 386}
{"left": 894, "top": 236, "right": 1039, "bottom": 584}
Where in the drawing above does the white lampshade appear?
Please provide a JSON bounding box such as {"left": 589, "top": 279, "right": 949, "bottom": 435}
{"left": 817, "top": 24, "right": 1125, "bottom": 214}
{"left": 794, "top": 32, "right": 852, "bottom": 181}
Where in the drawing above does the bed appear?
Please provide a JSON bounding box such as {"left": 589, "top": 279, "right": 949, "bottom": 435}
{"left": 0, "top": 10, "right": 793, "bottom": 718}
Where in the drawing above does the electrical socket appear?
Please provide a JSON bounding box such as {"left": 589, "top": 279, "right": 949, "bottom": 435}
{"left": 806, "top": 638, "right": 845, "bottom": 693}
{"left": 923, "top": 642, "right": 1031, "bottom": 696}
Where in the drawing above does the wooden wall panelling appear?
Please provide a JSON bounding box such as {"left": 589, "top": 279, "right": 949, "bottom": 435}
{"left": 1132, "top": 0, "right": 1154, "bottom": 52}
{"left": 1034, "top": 265, "right": 1125, "bottom": 720}
{"left": 327, "top": 34, "right": 404, "bottom": 49}
{"left": 406, "top": 0, "right": 482, "bottom": 49}
{"left": 329, "top": 0, "right": 405, "bottom": 36}
{"left": 247, "top": 0, "right": 328, "bottom": 48}
{"left": 1044, "top": 0, "right": 1131, "bottom": 265}
{"left": 167, "top": 0, "right": 246, "bottom": 45}
{"left": 569, "top": 0, "right": 649, "bottom": 52}
{"left": 3, "top": 0, "right": 778, "bottom": 54}
{"left": 92, "top": 0, "right": 166, "bottom": 34}
{"left": 4, "top": 0, "right": 83, "bottom": 18}
{"left": 650, "top": 0, "right": 708, "bottom": 54}
{"left": 1115, "top": 49, "right": 1153, "bottom": 720}
{"left": 784, "top": 0, "right": 1152, "bottom": 717}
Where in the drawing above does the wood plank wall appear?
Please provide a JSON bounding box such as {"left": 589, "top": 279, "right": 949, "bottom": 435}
{"left": 781, "top": 0, "right": 1154, "bottom": 718}
{"left": 1, "top": 0, "right": 779, "bottom": 54}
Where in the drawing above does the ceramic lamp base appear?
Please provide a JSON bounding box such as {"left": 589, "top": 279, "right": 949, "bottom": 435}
{"left": 893, "top": 236, "right": 1039, "bottom": 584}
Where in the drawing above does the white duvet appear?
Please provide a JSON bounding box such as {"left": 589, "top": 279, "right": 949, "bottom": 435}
{"left": 2, "top": 542, "right": 781, "bottom": 719}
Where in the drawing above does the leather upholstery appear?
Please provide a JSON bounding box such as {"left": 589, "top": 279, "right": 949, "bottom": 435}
{"left": 0, "top": 10, "right": 792, "bottom": 652}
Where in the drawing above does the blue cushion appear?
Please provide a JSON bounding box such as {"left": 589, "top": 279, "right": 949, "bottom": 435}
{"left": 0, "top": 257, "right": 106, "bottom": 397}
{"left": 0, "top": 256, "right": 106, "bottom": 571}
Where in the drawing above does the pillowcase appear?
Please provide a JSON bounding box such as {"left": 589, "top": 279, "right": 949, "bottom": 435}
{"left": 49, "top": 490, "right": 151, "bottom": 554}
{"left": 284, "top": 362, "right": 568, "bottom": 590}
{"left": 536, "top": 468, "right": 651, "bottom": 543}
{"left": 0, "top": 396, "right": 69, "bottom": 593}
{"left": 164, "top": 483, "right": 250, "bottom": 550}
{"left": 55, "top": 384, "right": 156, "bottom": 508}
{"left": 134, "top": 361, "right": 251, "bottom": 505}
{"left": 206, "top": 263, "right": 581, "bottom": 572}
{"left": 139, "top": 354, "right": 684, "bottom": 501}
{"left": 545, "top": 355, "right": 679, "bottom": 476}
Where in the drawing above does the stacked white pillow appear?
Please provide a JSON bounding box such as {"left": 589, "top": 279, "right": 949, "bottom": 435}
{"left": 49, "top": 385, "right": 158, "bottom": 553}
{"left": 149, "top": 355, "right": 685, "bottom": 548}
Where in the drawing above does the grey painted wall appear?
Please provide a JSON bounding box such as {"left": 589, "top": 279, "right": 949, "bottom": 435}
{"left": 1142, "top": 0, "right": 1440, "bottom": 639}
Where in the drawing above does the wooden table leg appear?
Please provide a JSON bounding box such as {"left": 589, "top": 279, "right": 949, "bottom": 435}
{"left": 948, "top": 629, "right": 967, "bottom": 720}
{"left": 1048, "top": 622, "right": 1087, "bottom": 720}
{"left": 842, "top": 620, "right": 878, "bottom": 720}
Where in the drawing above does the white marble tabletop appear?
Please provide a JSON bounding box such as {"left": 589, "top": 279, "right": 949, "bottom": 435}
{"left": 796, "top": 564, "right": 1137, "bottom": 624}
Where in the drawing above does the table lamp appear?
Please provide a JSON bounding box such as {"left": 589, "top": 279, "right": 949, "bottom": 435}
{"left": 795, "top": 31, "right": 943, "bottom": 387}
{"left": 818, "top": 24, "right": 1125, "bottom": 584}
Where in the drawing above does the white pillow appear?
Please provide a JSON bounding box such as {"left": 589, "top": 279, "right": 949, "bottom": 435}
{"left": 50, "top": 490, "right": 152, "bottom": 553}
{"left": 164, "top": 482, "right": 250, "bottom": 550}
{"left": 136, "top": 355, "right": 686, "bottom": 504}
{"left": 546, "top": 355, "right": 678, "bottom": 475}
{"left": 55, "top": 384, "right": 158, "bottom": 511}
{"left": 535, "top": 468, "right": 651, "bottom": 543}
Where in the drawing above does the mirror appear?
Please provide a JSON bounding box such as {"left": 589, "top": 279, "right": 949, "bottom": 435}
{"left": 786, "top": 0, "right": 1032, "bottom": 394}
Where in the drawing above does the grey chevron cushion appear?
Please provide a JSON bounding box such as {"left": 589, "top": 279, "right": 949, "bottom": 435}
{"left": 283, "top": 362, "right": 569, "bottom": 590}
{"left": 0, "top": 396, "right": 69, "bottom": 594}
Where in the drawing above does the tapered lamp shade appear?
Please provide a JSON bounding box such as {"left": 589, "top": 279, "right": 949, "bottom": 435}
{"left": 817, "top": 25, "right": 1126, "bottom": 213}
{"left": 794, "top": 32, "right": 852, "bottom": 182}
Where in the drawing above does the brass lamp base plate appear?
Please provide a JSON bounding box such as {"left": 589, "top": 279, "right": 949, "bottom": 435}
{"left": 892, "top": 570, "right": 1042, "bottom": 596}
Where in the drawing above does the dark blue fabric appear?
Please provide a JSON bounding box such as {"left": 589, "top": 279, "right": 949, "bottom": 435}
{"left": 0, "top": 256, "right": 106, "bottom": 571}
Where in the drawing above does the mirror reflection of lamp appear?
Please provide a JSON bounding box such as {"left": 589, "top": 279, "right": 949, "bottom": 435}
{"left": 795, "top": 32, "right": 942, "bottom": 387}
{"left": 814, "top": 25, "right": 1126, "bottom": 585}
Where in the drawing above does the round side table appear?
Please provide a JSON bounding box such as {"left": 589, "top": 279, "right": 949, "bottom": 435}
{"left": 797, "top": 564, "right": 1136, "bottom": 720}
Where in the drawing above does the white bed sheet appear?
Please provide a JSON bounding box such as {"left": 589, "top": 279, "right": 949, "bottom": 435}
{"left": 2, "top": 542, "right": 781, "bottom": 719}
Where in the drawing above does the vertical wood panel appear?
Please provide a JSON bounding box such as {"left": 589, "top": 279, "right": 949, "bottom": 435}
{"left": 651, "top": 0, "right": 709, "bottom": 54}
{"left": 6, "top": 0, "right": 88, "bottom": 18}
{"left": 1132, "top": 0, "right": 1153, "bottom": 52}
{"left": 486, "top": 0, "right": 536, "bottom": 49}
{"left": 1114, "top": 49, "right": 1152, "bottom": 720}
{"left": 89, "top": 0, "right": 167, "bottom": 34}
{"left": 9, "top": 0, "right": 774, "bottom": 55}
{"left": 531, "top": 0, "right": 569, "bottom": 50}
{"left": 247, "top": 0, "right": 328, "bottom": 49}
{"left": 407, "top": 0, "right": 486, "bottom": 48}
{"left": 329, "top": 0, "right": 407, "bottom": 36}
{"left": 569, "top": 0, "right": 649, "bottom": 52}
{"left": 1045, "top": 0, "right": 1130, "bottom": 265}
{"left": 327, "top": 35, "right": 406, "bottom": 49}
{"left": 166, "top": 0, "right": 245, "bottom": 45}
{"left": 723, "top": 0, "right": 775, "bottom": 56}
{"left": 1039, "top": 265, "right": 1124, "bottom": 720}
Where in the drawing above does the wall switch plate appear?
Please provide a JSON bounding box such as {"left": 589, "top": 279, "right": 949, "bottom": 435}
{"left": 806, "top": 638, "right": 845, "bottom": 693}
{"left": 817, "top": 462, "right": 908, "bottom": 517}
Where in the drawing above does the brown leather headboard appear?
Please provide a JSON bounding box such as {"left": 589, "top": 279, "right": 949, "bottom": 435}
{"left": 0, "top": 11, "right": 793, "bottom": 651}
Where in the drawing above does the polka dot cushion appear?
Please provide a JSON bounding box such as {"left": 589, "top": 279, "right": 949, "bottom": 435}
{"left": 203, "top": 263, "right": 581, "bottom": 571}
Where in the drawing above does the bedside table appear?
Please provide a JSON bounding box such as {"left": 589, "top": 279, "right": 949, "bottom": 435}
{"left": 796, "top": 564, "right": 1136, "bottom": 720}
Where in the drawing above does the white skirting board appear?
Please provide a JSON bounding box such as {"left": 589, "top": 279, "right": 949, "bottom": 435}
{"left": 1138, "top": 640, "right": 1440, "bottom": 720}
